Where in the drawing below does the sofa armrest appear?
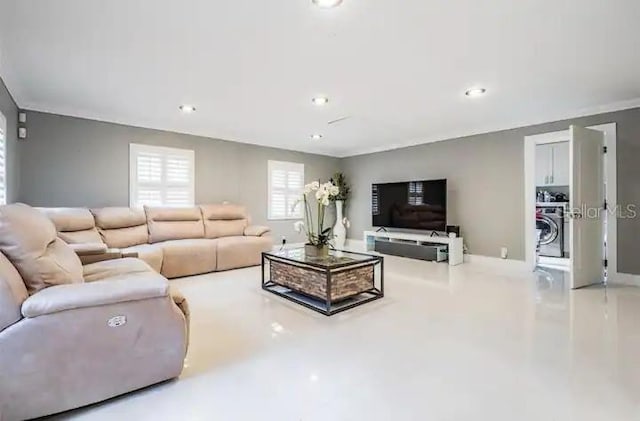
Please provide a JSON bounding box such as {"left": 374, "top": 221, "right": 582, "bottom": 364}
{"left": 244, "top": 225, "right": 270, "bottom": 237}
{"left": 77, "top": 248, "right": 141, "bottom": 265}
{"left": 21, "top": 276, "right": 170, "bottom": 318}
{"left": 71, "top": 243, "right": 140, "bottom": 265}
{"left": 69, "top": 242, "right": 109, "bottom": 256}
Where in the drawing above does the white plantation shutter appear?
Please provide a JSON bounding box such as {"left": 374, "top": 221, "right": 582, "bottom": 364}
{"left": 0, "top": 112, "right": 6, "bottom": 205}
{"left": 165, "top": 151, "right": 193, "bottom": 206}
{"left": 408, "top": 181, "right": 424, "bottom": 205}
{"left": 130, "top": 144, "right": 194, "bottom": 207}
{"left": 268, "top": 160, "right": 304, "bottom": 220}
{"left": 371, "top": 184, "right": 380, "bottom": 215}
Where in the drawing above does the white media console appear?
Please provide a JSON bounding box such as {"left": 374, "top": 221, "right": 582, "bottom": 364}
{"left": 363, "top": 230, "right": 464, "bottom": 266}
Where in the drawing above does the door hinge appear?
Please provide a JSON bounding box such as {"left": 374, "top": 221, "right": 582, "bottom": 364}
{"left": 604, "top": 259, "right": 608, "bottom": 268}
{"left": 603, "top": 200, "right": 608, "bottom": 210}
{"left": 603, "top": 146, "right": 608, "bottom": 153}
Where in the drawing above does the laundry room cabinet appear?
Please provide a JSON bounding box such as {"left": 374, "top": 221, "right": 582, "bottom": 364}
{"left": 536, "top": 141, "right": 569, "bottom": 187}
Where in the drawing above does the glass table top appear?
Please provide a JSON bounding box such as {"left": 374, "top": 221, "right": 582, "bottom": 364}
{"left": 264, "top": 248, "right": 380, "bottom": 269}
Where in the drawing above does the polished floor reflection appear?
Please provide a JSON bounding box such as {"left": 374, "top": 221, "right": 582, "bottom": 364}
{"left": 50, "top": 257, "right": 640, "bottom": 421}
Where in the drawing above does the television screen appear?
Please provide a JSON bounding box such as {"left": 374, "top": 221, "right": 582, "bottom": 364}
{"left": 371, "top": 179, "right": 447, "bottom": 231}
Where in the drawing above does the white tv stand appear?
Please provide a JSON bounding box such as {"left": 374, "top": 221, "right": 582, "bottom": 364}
{"left": 363, "top": 230, "right": 464, "bottom": 266}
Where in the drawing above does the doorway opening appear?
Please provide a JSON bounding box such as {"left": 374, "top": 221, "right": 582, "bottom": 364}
{"left": 524, "top": 123, "right": 617, "bottom": 288}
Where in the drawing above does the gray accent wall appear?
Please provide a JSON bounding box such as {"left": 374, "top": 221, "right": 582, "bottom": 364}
{"left": 17, "top": 111, "right": 340, "bottom": 242}
{"left": 12, "top": 105, "right": 640, "bottom": 275}
{"left": 0, "top": 76, "right": 19, "bottom": 203}
{"left": 342, "top": 107, "right": 640, "bottom": 275}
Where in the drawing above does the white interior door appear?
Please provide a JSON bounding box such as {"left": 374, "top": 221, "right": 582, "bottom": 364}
{"left": 569, "top": 125, "right": 605, "bottom": 289}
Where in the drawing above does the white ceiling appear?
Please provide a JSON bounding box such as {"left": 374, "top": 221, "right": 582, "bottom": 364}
{"left": 1, "top": 0, "right": 639, "bottom": 157}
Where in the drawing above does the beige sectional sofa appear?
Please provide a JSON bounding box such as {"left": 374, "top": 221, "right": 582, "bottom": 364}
{"left": 0, "top": 204, "right": 190, "bottom": 421}
{"left": 1, "top": 203, "right": 270, "bottom": 420}
{"left": 40, "top": 203, "right": 273, "bottom": 278}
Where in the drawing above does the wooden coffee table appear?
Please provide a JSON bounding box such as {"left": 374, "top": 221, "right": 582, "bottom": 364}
{"left": 261, "top": 248, "right": 384, "bottom": 316}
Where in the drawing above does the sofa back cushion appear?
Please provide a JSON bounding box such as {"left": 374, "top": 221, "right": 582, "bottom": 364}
{"left": 200, "top": 204, "right": 248, "bottom": 239}
{"left": 145, "top": 207, "right": 204, "bottom": 243}
{"left": 0, "top": 203, "right": 84, "bottom": 295}
{"left": 0, "top": 252, "right": 28, "bottom": 331}
{"left": 38, "top": 207, "right": 104, "bottom": 245}
{"left": 91, "top": 207, "right": 149, "bottom": 248}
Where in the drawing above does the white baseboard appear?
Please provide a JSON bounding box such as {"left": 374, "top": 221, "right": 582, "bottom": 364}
{"left": 609, "top": 272, "right": 640, "bottom": 287}
{"left": 345, "top": 238, "right": 528, "bottom": 272}
{"left": 347, "top": 239, "right": 640, "bottom": 284}
{"left": 273, "top": 238, "right": 640, "bottom": 287}
{"left": 463, "top": 254, "right": 529, "bottom": 272}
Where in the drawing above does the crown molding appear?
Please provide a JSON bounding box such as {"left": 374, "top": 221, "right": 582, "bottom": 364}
{"left": 337, "top": 98, "right": 640, "bottom": 158}
{"left": 17, "top": 100, "right": 341, "bottom": 158}
{"left": 13, "top": 91, "right": 640, "bottom": 160}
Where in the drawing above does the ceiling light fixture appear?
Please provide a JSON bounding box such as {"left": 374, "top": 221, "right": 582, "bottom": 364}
{"left": 179, "top": 104, "right": 196, "bottom": 113}
{"left": 312, "top": 96, "right": 329, "bottom": 106}
{"left": 465, "top": 88, "right": 487, "bottom": 97}
{"left": 311, "top": 134, "right": 323, "bottom": 140}
{"left": 312, "top": 0, "right": 343, "bottom": 9}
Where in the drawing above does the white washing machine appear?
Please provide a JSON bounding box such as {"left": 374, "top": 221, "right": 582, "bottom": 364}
{"left": 536, "top": 203, "right": 566, "bottom": 258}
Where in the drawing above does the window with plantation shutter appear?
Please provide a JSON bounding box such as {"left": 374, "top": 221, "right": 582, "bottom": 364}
{"left": 371, "top": 184, "right": 380, "bottom": 215}
{"left": 408, "top": 181, "right": 424, "bottom": 205}
{"left": 0, "top": 112, "right": 6, "bottom": 205}
{"left": 268, "top": 160, "right": 304, "bottom": 220}
{"left": 129, "top": 144, "right": 194, "bottom": 207}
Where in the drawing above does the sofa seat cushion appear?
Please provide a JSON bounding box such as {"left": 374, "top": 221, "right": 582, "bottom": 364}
{"left": 83, "top": 257, "right": 154, "bottom": 283}
{"left": 121, "top": 244, "right": 164, "bottom": 273}
{"left": 145, "top": 207, "right": 205, "bottom": 243}
{"left": 159, "top": 239, "right": 217, "bottom": 278}
{"left": 215, "top": 236, "right": 272, "bottom": 271}
{"left": 200, "top": 204, "right": 248, "bottom": 239}
{"left": 0, "top": 203, "right": 84, "bottom": 295}
{"left": 91, "top": 207, "right": 149, "bottom": 248}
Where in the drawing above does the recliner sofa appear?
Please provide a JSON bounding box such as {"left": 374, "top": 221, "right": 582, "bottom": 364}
{"left": 1, "top": 202, "right": 268, "bottom": 419}
{"left": 40, "top": 203, "right": 273, "bottom": 278}
{"left": 0, "top": 203, "right": 190, "bottom": 421}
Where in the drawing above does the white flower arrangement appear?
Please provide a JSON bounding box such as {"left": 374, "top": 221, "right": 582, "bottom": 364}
{"left": 292, "top": 180, "right": 340, "bottom": 247}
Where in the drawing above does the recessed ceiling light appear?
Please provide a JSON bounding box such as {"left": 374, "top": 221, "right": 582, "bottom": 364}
{"left": 312, "top": 96, "right": 329, "bottom": 106}
{"left": 311, "top": 134, "right": 323, "bottom": 140}
{"left": 179, "top": 104, "right": 196, "bottom": 113}
{"left": 465, "top": 88, "right": 487, "bottom": 97}
{"left": 312, "top": 0, "right": 343, "bottom": 8}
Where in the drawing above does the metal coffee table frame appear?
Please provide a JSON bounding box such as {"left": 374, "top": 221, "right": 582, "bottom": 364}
{"left": 261, "top": 250, "right": 384, "bottom": 316}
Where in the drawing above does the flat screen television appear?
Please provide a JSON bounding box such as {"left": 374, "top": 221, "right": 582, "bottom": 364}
{"left": 371, "top": 179, "right": 447, "bottom": 231}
